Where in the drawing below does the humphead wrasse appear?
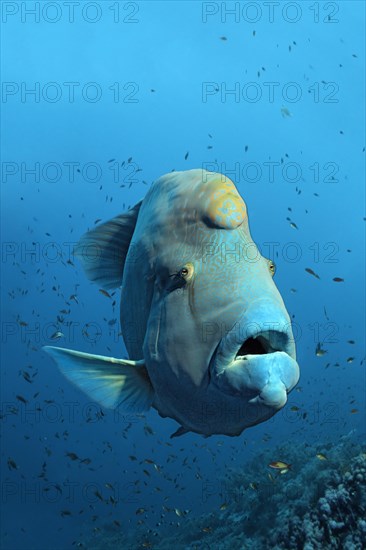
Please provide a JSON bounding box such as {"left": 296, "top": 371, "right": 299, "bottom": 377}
{"left": 44, "top": 169, "right": 300, "bottom": 437}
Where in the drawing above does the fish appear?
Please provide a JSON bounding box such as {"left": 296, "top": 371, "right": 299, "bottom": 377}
{"left": 99, "top": 289, "right": 112, "bottom": 298}
{"left": 66, "top": 452, "right": 79, "bottom": 461}
{"left": 305, "top": 267, "right": 320, "bottom": 279}
{"left": 7, "top": 458, "right": 18, "bottom": 470}
{"left": 268, "top": 461, "right": 291, "bottom": 470}
{"left": 51, "top": 331, "right": 64, "bottom": 340}
{"left": 16, "top": 395, "right": 28, "bottom": 404}
{"left": 333, "top": 277, "right": 344, "bottom": 282}
{"left": 43, "top": 169, "right": 300, "bottom": 437}
{"left": 281, "top": 106, "right": 292, "bottom": 118}
{"left": 315, "top": 343, "right": 327, "bottom": 357}
{"left": 316, "top": 453, "right": 327, "bottom": 460}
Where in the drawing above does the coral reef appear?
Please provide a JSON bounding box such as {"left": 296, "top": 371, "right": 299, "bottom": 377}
{"left": 85, "top": 434, "right": 366, "bottom": 550}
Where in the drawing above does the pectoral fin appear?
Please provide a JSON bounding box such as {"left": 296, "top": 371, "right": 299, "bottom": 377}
{"left": 170, "top": 426, "right": 190, "bottom": 439}
{"left": 43, "top": 346, "right": 154, "bottom": 413}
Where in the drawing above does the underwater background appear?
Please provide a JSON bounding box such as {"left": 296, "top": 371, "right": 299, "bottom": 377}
{"left": 1, "top": 1, "right": 365, "bottom": 549}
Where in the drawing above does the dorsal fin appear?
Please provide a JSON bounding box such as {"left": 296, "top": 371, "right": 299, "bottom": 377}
{"left": 74, "top": 200, "right": 142, "bottom": 290}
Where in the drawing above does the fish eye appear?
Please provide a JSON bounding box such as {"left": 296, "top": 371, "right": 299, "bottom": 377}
{"left": 268, "top": 260, "right": 276, "bottom": 277}
{"left": 180, "top": 263, "right": 194, "bottom": 280}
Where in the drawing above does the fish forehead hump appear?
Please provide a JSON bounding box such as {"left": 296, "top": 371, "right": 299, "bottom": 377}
{"left": 140, "top": 169, "right": 247, "bottom": 235}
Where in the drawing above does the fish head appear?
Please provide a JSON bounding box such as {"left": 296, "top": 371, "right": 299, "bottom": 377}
{"left": 136, "top": 169, "right": 299, "bottom": 435}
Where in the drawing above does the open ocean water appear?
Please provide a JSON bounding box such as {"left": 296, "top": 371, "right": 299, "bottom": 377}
{"left": 1, "top": 1, "right": 365, "bottom": 549}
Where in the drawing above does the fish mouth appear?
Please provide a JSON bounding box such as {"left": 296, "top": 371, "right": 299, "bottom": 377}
{"left": 234, "top": 330, "right": 289, "bottom": 358}
{"left": 209, "top": 314, "right": 299, "bottom": 409}
{"left": 212, "top": 325, "right": 296, "bottom": 373}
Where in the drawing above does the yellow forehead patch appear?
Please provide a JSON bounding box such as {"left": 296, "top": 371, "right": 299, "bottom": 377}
{"left": 203, "top": 176, "right": 246, "bottom": 229}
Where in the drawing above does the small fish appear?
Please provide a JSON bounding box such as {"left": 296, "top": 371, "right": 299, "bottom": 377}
{"left": 202, "top": 526, "right": 213, "bottom": 533}
{"left": 135, "top": 508, "right": 146, "bottom": 515}
{"left": 333, "top": 277, "right": 344, "bottom": 282}
{"left": 7, "top": 458, "right": 18, "bottom": 470}
{"left": 347, "top": 357, "right": 354, "bottom": 363}
{"left": 220, "top": 36, "right": 227, "bottom": 41}
{"left": 289, "top": 222, "right": 298, "bottom": 230}
{"left": 350, "top": 408, "right": 359, "bottom": 414}
{"left": 16, "top": 395, "right": 28, "bottom": 404}
{"left": 99, "top": 289, "right": 112, "bottom": 298}
{"left": 347, "top": 340, "right": 355, "bottom": 344}
{"left": 268, "top": 461, "right": 291, "bottom": 470}
{"left": 290, "top": 406, "right": 300, "bottom": 412}
{"left": 305, "top": 267, "right": 320, "bottom": 279}
{"left": 219, "top": 503, "right": 228, "bottom": 510}
{"left": 184, "top": 152, "right": 189, "bottom": 160}
{"left": 249, "top": 482, "right": 258, "bottom": 490}
{"left": 143, "top": 424, "right": 154, "bottom": 436}
{"left": 21, "top": 371, "right": 32, "bottom": 383}
{"left": 60, "top": 510, "right": 72, "bottom": 517}
{"left": 66, "top": 452, "right": 79, "bottom": 461}
{"left": 316, "top": 453, "right": 327, "bottom": 460}
{"left": 50, "top": 331, "right": 64, "bottom": 340}
{"left": 281, "top": 106, "right": 292, "bottom": 118}
{"left": 315, "top": 343, "right": 327, "bottom": 357}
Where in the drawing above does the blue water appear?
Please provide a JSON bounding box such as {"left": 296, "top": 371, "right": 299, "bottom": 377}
{"left": 1, "top": 2, "right": 365, "bottom": 549}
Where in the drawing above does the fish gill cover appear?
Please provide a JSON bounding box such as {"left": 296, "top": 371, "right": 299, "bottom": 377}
{"left": 1, "top": 2, "right": 365, "bottom": 550}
